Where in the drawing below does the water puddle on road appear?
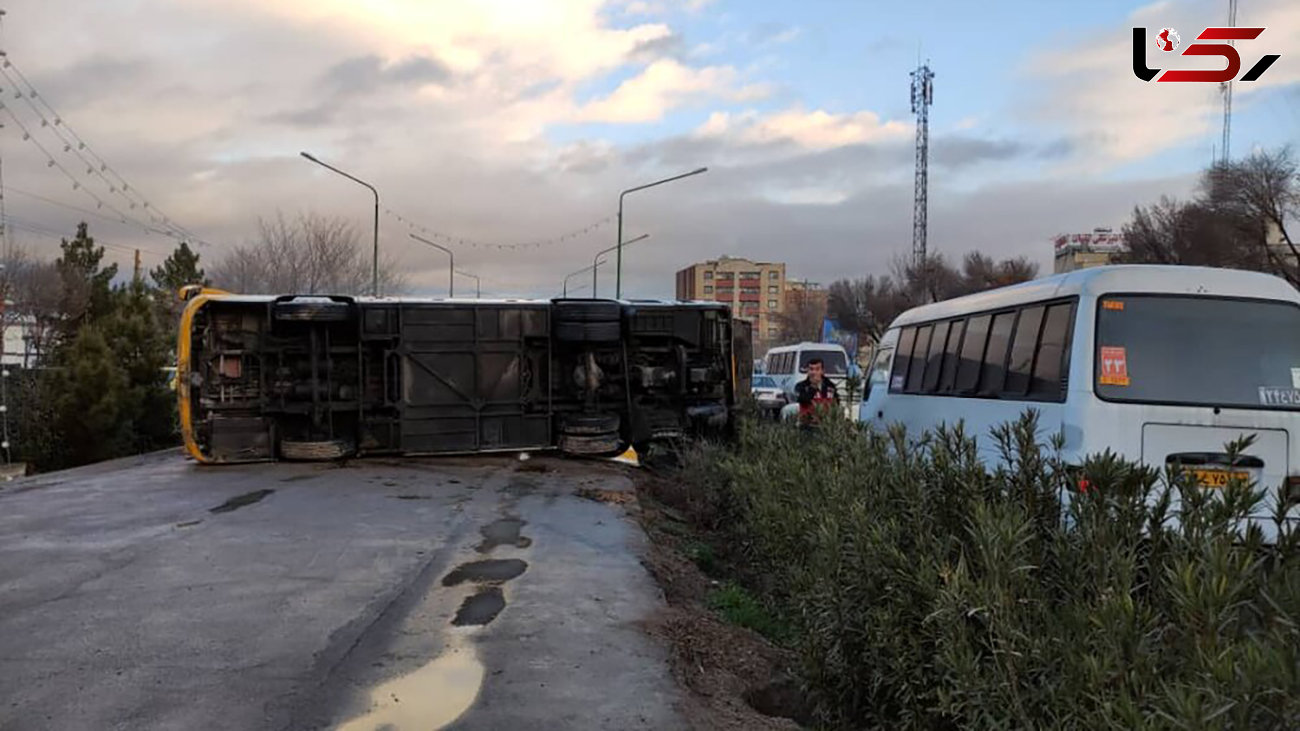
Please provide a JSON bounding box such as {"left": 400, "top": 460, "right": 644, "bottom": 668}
{"left": 334, "top": 634, "right": 485, "bottom": 731}
{"left": 441, "top": 559, "right": 527, "bottom": 587}
{"left": 209, "top": 489, "right": 274, "bottom": 514}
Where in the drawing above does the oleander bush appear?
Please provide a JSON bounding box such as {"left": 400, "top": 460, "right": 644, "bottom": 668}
{"left": 682, "top": 411, "right": 1300, "bottom": 729}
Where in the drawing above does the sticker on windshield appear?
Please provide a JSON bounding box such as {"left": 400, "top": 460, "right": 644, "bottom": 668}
{"left": 891, "top": 375, "right": 905, "bottom": 390}
{"left": 1102, "top": 300, "right": 1125, "bottom": 311}
{"left": 1290, "top": 368, "right": 1300, "bottom": 389}
{"left": 1098, "top": 346, "right": 1130, "bottom": 386}
{"left": 1259, "top": 387, "right": 1300, "bottom": 406}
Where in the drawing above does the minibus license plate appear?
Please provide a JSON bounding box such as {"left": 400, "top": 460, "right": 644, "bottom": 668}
{"left": 1186, "top": 468, "right": 1249, "bottom": 488}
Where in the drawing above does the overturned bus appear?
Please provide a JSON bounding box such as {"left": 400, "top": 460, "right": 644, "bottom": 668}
{"left": 177, "top": 291, "right": 752, "bottom": 463}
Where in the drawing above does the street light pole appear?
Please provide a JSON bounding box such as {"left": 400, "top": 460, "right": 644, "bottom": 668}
{"left": 457, "top": 270, "right": 481, "bottom": 298}
{"left": 409, "top": 234, "right": 454, "bottom": 297}
{"left": 594, "top": 232, "right": 649, "bottom": 297}
{"left": 616, "top": 167, "right": 707, "bottom": 298}
{"left": 300, "top": 151, "right": 380, "bottom": 296}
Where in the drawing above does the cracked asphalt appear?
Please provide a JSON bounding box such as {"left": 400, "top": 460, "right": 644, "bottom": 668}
{"left": 0, "top": 450, "right": 682, "bottom": 731}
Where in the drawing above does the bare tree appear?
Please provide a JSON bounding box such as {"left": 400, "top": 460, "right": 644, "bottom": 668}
{"left": 1205, "top": 147, "right": 1300, "bottom": 286}
{"left": 775, "top": 290, "right": 826, "bottom": 343}
{"left": 828, "top": 251, "right": 1038, "bottom": 344}
{"left": 0, "top": 243, "right": 62, "bottom": 364}
{"left": 210, "top": 211, "right": 408, "bottom": 295}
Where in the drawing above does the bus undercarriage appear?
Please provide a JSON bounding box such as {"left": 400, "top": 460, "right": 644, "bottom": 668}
{"left": 180, "top": 295, "right": 749, "bottom": 463}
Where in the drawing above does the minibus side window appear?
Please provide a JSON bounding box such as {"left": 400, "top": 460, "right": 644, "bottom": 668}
{"left": 905, "top": 325, "right": 933, "bottom": 392}
{"left": 922, "top": 320, "right": 950, "bottom": 392}
{"left": 1031, "top": 303, "right": 1074, "bottom": 399}
{"left": 978, "top": 312, "right": 1016, "bottom": 396}
{"left": 1004, "top": 306, "right": 1045, "bottom": 396}
{"left": 890, "top": 327, "right": 917, "bottom": 392}
{"left": 955, "top": 315, "right": 991, "bottom": 393}
{"left": 938, "top": 319, "right": 966, "bottom": 392}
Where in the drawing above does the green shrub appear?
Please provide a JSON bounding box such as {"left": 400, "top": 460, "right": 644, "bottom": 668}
{"left": 708, "top": 581, "right": 790, "bottom": 642}
{"left": 685, "top": 410, "right": 1300, "bottom": 729}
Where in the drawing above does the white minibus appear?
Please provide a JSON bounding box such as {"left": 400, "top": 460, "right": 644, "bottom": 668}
{"left": 764, "top": 342, "right": 851, "bottom": 400}
{"left": 858, "top": 265, "right": 1300, "bottom": 537}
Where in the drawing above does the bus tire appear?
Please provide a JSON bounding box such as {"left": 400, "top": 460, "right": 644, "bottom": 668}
{"left": 562, "top": 412, "right": 620, "bottom": 435}
{"left": 274, "top": 301, "right": 351, "bottom": 322}
{"left": 553, "top": 300, "right": 621, "bottom": 323}
{"left": 558, "top": 433, "right": 624, "bottom": 457}
{"left": 280, "top": 439, "right": 354, "bottom": 461}
{"left": 555, "top": 320, "right": 621, "bottom": 343}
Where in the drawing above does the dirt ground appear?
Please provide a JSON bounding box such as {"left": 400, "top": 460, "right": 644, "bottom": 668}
{"left": 625, "top": 467, "right": 810, "bottom": 731}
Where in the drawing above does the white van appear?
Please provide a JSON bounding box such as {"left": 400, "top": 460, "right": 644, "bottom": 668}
{"left": 764, "top": 342, "right": 851, "bottom": 400}
{"left": 858, "top": 265, "right": 1300, "bottom": 537}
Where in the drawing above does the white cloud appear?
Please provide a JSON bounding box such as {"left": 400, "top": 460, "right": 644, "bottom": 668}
{"left": 1022, "top": 0, "right": 1300, "bottom": 169}
{"left": 576, "top": 60, "right": 769, "bottom": 123}
{"left": 696, "top": 107, "right": 911, "bottom": 150}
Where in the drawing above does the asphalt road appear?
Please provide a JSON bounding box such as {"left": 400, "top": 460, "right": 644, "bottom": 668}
{"left": 0, "top": 450, "right": 682, "bottom": 731}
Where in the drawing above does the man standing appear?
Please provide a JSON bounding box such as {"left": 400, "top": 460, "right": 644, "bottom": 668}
{"left": 794, "top": 357, "right": 838, "bottom": 426}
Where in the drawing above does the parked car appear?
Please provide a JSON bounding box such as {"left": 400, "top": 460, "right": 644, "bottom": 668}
{"left": 750, "top": 375, "right": 787, "bottom": 415}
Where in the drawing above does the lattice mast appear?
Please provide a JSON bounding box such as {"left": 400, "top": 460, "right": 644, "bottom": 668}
{"left": 910, "top": 63, "right": 934, "bottom": 269}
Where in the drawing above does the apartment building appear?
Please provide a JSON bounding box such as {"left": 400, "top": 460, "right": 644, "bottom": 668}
{"left": 675, "top": 256, "right": 786, "bottom": 348}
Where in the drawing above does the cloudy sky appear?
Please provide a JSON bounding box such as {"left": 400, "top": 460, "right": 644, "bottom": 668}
{"left": 1, "top": 0, "right": 1297, "bottom": 298}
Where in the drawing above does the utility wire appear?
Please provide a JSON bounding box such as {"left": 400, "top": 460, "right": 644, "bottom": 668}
{"left": 0, "top": 55, "right": 199, "bottom": 242}
{"left": 386, "top": 208, "right": 616, "bottom": 251}
{"left": 2, "top": 213, "right": 168, "bottom": 259}
{"left": 7, "top": 186, "right": 194, "bottom": 240}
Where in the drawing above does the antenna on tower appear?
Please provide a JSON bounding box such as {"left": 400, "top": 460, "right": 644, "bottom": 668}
{"left": 910, "top": 61, "right": 934, "bottom": 275}
{"left": 1220, "top": 0, "right": 1238, "bottom": 166}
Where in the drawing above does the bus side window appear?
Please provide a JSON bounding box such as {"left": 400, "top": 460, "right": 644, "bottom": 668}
{"left": 866, "top": 346, "right": 894, "bottom": 398}
{"left": 921, "top": 320, "right": 950, "bottom": 393}
{"left": 938, "top": 319, "right": 966, "bottom": 392}
{"left": 904, "top": 325, "right": 932, "bottom": 392}
{"left": 890, "top": 327, "right": 917, "bottom": 392}
{"left": 978, "top": 312, "right": 1016, "bottom": 396}
{"left": 1004, "top": 305, "right": 1045, "bottom": 396}
{"left": 1031, "top": 303, "right": 1074, "bottom": 400}
{"left": 954, "top": 315, "right": 991, "bottom": 394}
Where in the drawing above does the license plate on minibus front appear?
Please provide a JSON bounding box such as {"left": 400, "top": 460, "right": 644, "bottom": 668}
{"left": 1185, "top": 468, "right": 1250, "bottom": 488}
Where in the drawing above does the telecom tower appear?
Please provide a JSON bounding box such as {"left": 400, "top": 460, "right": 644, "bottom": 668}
{"left": 910, "top": 62, "right": 934, "bottom": 269}
{"left": 1220, "top": 0, "right": 1238, "bottom": 165}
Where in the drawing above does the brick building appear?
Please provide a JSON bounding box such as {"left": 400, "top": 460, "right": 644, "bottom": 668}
{"left": 675, "top": 256, "right": 786, "bottom": 349}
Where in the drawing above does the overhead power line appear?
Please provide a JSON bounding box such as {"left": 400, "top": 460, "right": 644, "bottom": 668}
{"left": 0, "top": 55, "right": 199, "bottom": 242}
{"left": 386, "top": 208, "right": 616, "bottom": 251}
{"left": 6, "top": 185, "right": 195, "bottom": 240}
{"left": 2, "top": 212, "right": 168, "bottom": 259}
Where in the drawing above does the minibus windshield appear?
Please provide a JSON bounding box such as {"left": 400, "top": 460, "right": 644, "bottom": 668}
{"left": 799, "top": 350, "right": 848, "bottom": 375}
{"left": 1095, "top": 295, "right": 1300, "bottom": 410}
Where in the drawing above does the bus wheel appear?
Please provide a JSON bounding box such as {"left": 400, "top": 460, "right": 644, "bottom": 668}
{"left": 558, "top": 433, "right": 624, "bottom": 457}
{"left": 280, "top": 439, "right": 354, "bottom": 461}
{"left": 561, "top": 412, "right": 620, "bottom": 435}
{"left": 555, "top": 320, "right": 621, "bottom": 343}
{"left": 273, "top": 300, "right": 351, "bottom": 322}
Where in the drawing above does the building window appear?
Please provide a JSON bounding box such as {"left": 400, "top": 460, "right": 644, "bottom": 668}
{"left": 742, "top": 271, "right": 761, "bottom": 279}
{"left": 741, "top": 287, "right": 760, "bottom": 294}
{"left": 717, "top": 272, "right": 734, "bottom": 280}
{"left": 767, "top": 299, "right": 778, "bottom": 309}
{"left": 768, "top": 327, "right": 778, "bottom": 337}
{"left": 769, "top": 271, "right": 779, "bottom": 280}
{"left": 703, "top": 271, "right": 713, "bottom": 280}
{"left": 768, "top": 286, "right": 779, "bottom": 294}
{"left": 703, "top": 285, "right": 713, "bottom": 294}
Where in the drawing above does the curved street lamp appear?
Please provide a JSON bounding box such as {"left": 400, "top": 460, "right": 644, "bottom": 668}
{"left": 593, "top": 233, "right": 649, "bottom": 297}
{"left": 410, "top": 234, "right": 454, "bottom": 297}
{"left": 300, "top": 151, "right": 380, "bottom": 296}
{"left": 615, "top": 167, "right": 707, "bottom": 298}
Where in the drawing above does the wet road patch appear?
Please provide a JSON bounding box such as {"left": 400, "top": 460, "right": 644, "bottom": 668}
{"left": 389, "top": 494, "right": 431, "bottom": 501}
{"left": 442, "top": 559, "right": 527, "bottom": 587}
{"left": 452, "top": 587, "right": 506, "bottom": 626}
{"left": 209, "top": 489, "right": 274, "bottom": 514}
{"left": 476, "top": 518, "right": 532, "bottom": 553}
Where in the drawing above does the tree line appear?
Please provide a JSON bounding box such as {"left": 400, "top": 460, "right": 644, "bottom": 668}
{"left": 5, "top": 212, "right": 403, "bottom": 472}
{"left": 797, "top": 145, "right": 1299, "bottom": 349}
